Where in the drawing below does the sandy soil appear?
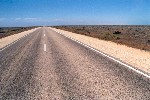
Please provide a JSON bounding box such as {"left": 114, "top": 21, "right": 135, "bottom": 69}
{"left": 50, "top": 27, "right": 150, "bottom": 75}
{"left": 0, "top": 27, "right": 40, "bottom": 49}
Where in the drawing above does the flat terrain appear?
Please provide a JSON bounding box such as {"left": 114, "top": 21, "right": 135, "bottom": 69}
{"left": 53, "top": 25, "right": 150, "bottom": 51}
{"left": 0, "top": 27, "right": 38, "bottom": 39}
{"left": 0, "top": 27, "right": 150, "bottom": 99}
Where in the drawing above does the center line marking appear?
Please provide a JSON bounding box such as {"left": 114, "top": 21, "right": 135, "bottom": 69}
{"left": 44, "top": 44, "right": 46, "bottom": 51}
{"left": 44, "top": 34, "right": 45, "bottom": 36}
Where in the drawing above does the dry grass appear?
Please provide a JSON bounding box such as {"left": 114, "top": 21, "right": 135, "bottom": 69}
{"left": 0, "top": 27, "right": 38, "bottom": 39}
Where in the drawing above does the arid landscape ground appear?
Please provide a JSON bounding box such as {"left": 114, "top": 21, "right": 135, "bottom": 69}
{"left": 53, "top": 25, "right": 150, "bottom": 51}
{"left": 0, "top": 27, "right": 38, "bottom": 39}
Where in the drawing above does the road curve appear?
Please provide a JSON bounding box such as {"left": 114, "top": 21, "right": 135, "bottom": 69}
{"left": 0, "top": 27, "right": 150, "bottom": 100}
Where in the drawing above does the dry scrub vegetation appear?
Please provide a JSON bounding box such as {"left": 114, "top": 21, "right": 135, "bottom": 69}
{"left": 0, "top": 27, "right": 38, "bottom": 39}
{"left": 53, "top": 25, "right": 150, "bottom": 51}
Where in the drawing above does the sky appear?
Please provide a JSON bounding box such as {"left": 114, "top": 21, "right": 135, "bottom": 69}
{"left": 0, "top": 0, "right": 150, "bottom": 27}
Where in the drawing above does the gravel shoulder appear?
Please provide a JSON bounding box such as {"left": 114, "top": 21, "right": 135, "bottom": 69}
{"left": 0, "top": 27, "right": 40, "bottom": 49}
{"left": 50, "top": 27, "right": 150, "bottom": 75}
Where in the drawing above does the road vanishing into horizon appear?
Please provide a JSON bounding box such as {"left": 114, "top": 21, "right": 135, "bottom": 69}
{"left": 0, "top": 27, "right": 150, "bottom": 100}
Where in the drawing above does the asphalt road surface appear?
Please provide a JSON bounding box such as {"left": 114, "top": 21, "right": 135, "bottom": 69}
{"left": 0, "top": 27, "right": 150, "bottom": 100}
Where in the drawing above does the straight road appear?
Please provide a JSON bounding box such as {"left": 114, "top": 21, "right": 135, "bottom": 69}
{"left": 0, "top": 27, "right": 150, "bottom": 100}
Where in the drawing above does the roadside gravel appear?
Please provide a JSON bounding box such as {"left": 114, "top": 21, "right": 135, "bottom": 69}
{"left": 0, "top": 27, "right": 40, "bottom": 49}
{"left": 50, "top": 27, "right": 150, "bottom": 75}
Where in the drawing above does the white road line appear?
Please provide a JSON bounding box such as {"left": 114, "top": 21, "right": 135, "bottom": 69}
{"left": 44, "top": 34, "right": 45, "bottom": 36}
{"left": 53, "top": 29, "right": 150, "bottom": 80}
{"left": 44, "top": 44, "right": 46, "bottom": 51}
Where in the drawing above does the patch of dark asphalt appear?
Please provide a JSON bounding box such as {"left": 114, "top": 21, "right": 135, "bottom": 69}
{"left": 0, "top": 29, "right": 41, "bottom": 77}
{"left": 0, "top": 31, "right": 42, "bottom": 100}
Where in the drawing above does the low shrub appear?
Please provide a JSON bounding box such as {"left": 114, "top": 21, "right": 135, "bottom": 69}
{"left": 113, "top": 31, "right": 121, "bottom": 34}
{"left": 100, "top": 33, "right": 120, "bottom": 40}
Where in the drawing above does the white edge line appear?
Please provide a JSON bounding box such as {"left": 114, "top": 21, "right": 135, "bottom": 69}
{"left": 44, "top": 34, "right": 45, "bottom": 36}
{"left": 44, "top": 44, "right": 46, "bottom": 51}
{"left": 52, "top": 29, "right": 150, "bottom": 79}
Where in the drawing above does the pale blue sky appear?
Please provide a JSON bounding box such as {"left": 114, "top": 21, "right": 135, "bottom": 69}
{"left": 0, "top": 0, "right": 150, "bottom": 27}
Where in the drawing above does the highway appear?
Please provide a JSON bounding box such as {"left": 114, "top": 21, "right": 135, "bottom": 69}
{"left": 0, "top": 27, "right": 150, "bottom": 100}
